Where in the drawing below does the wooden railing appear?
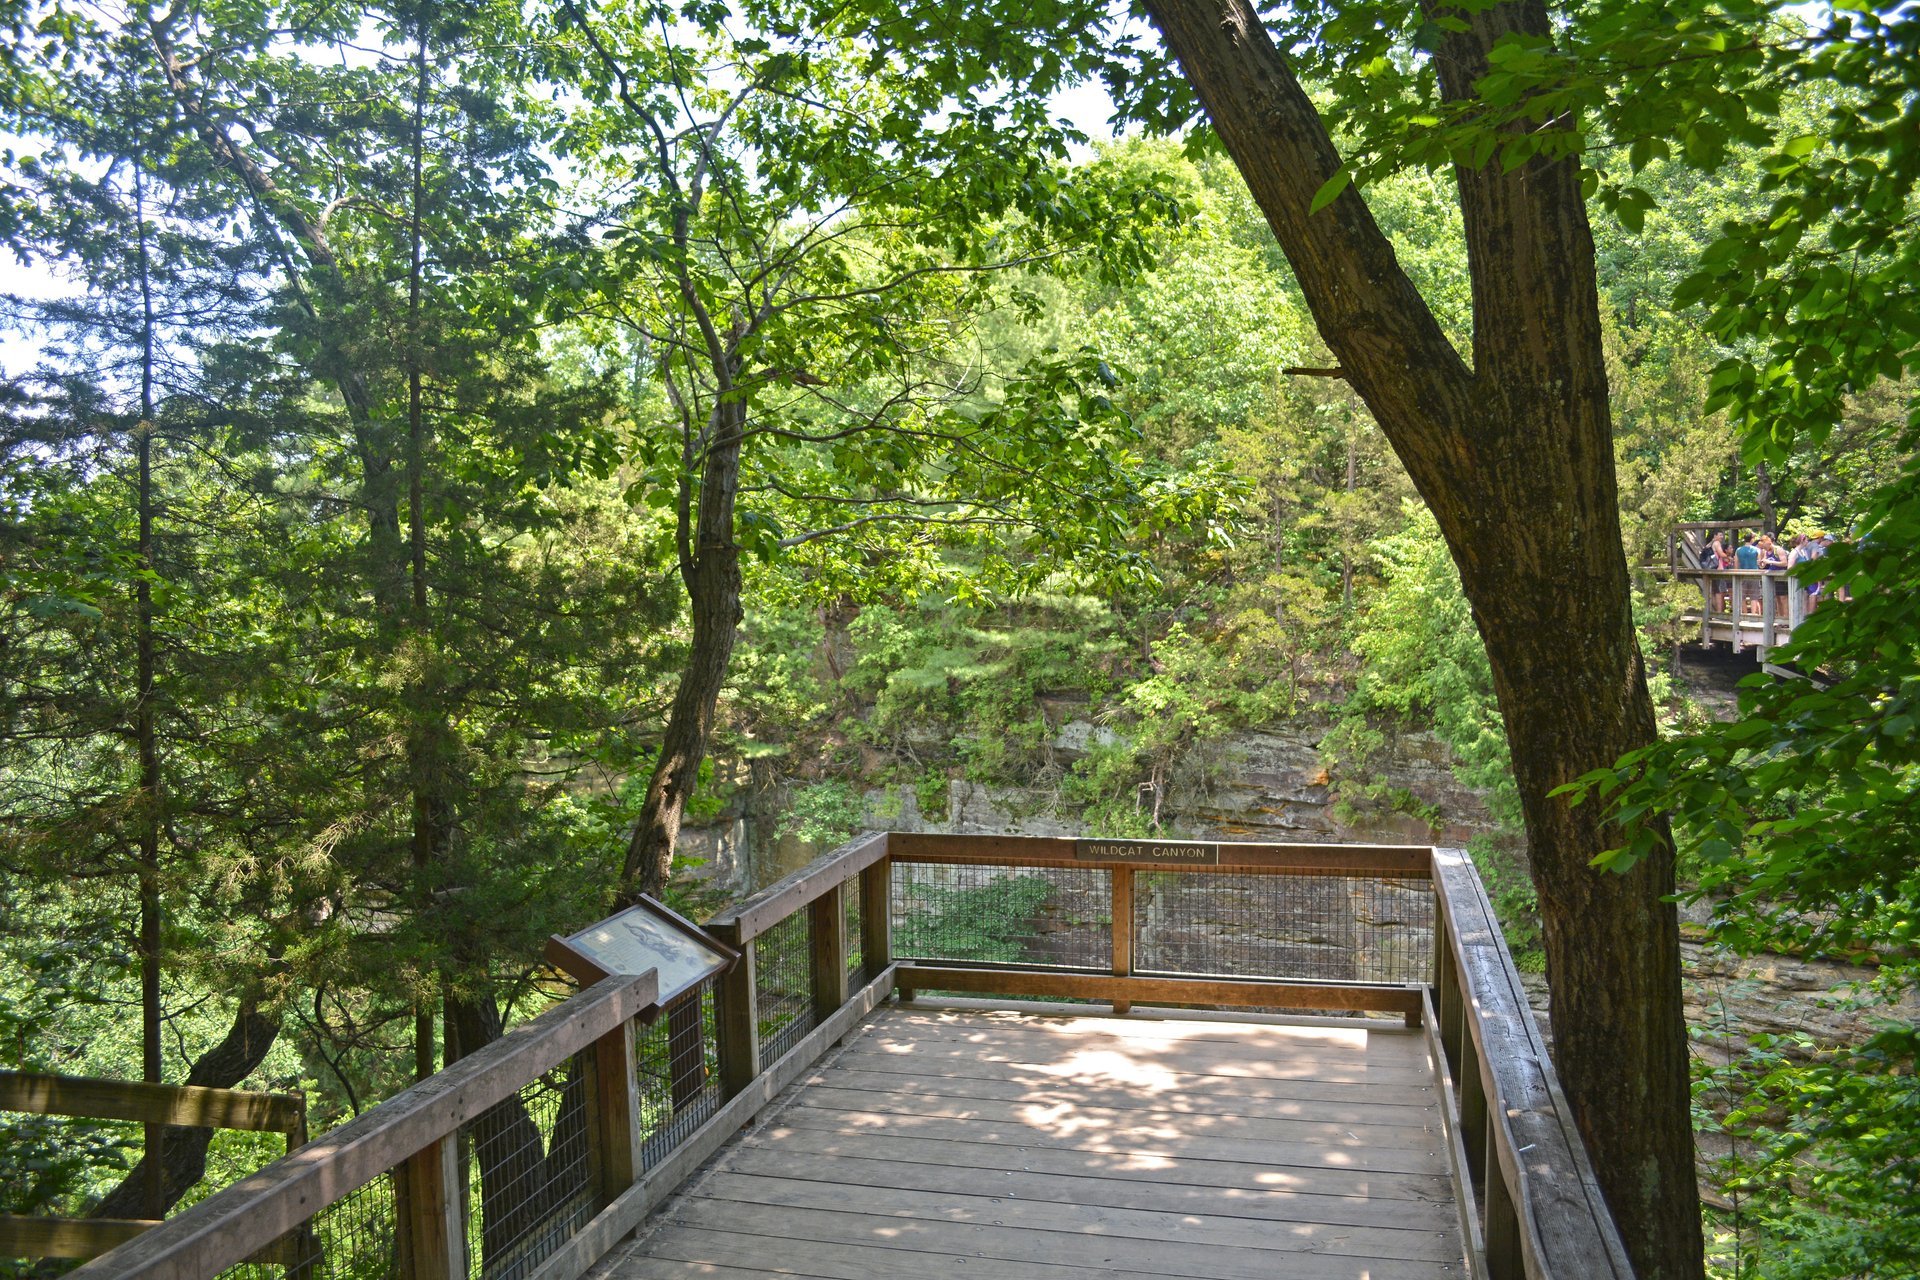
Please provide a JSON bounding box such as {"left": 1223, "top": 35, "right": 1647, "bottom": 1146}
{"left": 62, "top": 836, "right": 899, "bottom": 1280}
{"left": 874, "top": 832, "right": 1634, "bottom": 1280}
{"left": 63, "top": 832, "right": 1629, "bottom": 1280}
{"left": 0, "top": 1073, "right": 305, "bottom": 1262}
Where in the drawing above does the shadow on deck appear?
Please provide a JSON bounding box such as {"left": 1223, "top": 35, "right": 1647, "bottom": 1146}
{"left": 610, "top": 1002, "right": 1458, "bottom": 1280}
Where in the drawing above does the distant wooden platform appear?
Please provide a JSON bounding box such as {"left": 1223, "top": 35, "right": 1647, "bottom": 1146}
{"left": 602, "top": 1004, "right": 1463, "bottom": 1280}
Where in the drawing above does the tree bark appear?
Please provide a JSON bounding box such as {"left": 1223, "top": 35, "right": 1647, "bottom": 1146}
{"left": 89, "top": 1003, "right": 281, "bottom": 1220}
{"left": 1139, "top": 1, "right": 1702, "bottom": 1275}
{"left": 620, "top": 400, "right": 746, "bottom": 903}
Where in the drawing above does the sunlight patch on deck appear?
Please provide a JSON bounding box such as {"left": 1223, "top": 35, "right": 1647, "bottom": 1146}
{"left": 604, "top": 1004, "right": 1463, "bottom": 1280}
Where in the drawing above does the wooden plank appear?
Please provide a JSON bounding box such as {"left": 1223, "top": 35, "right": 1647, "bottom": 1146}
{"left": 0, "top": 1072, "right": 302, "bottom": 1135}
{"left": 876, "top": 1003, "right": 1407, "bottom": 1051}
{"left": 637, "top": 1226, "right": 1179, "bottom": 1280}
{"left": 520, "top": 965, "right": 898, "bottom": 1280}
{"left": 860, "top": 1011, "right": 1434, "bottom": 1079}
{"left": 654, "top": 1200, "right": 1452, "bottom": 1280}
{"left": 828, "top": 1038, "right": 1438, "bottom": 1098}
{"left": 799, "top": 1063, "right": 1439, "bottom": 1128}
{"left": 707, "top": 832, "right": 889, "bottom": 941}
{"left": 786, "top": 1084, "right": 1438, "bottom": 1150}
{"left": 736, "top": 1125, "right": 1456, "bottom": 1203}
{"left": 768, "top": 1102, "right": 1447, "bottom": 1175}
{"left": 686, "top": 1171, "right": 1463, "bottom": 1261}
{"left": 64, "top": 972, "right": 657, "bottom": 1280}
{"left": 808, "top": 882, "right": 848, "bottom": 1024}
{"left": 0, "top": 1216, "right": 158, "bottom": 1261}
{"left": 712, "top": 1143, "right": 1461, "bottom": 1231}
{"left": 617, "top": 1260, "right": 841, "bottom": 1280}
{"left": 895, "top": 962, "right": 1424, "bottom": 1015}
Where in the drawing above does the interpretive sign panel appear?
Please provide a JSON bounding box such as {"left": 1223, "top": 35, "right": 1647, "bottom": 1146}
{"left": 1073, "top": 838, "right": 1220, "bottom": 866}
{"left": 546, "top": 895, "right": 737, "bottom": 1004}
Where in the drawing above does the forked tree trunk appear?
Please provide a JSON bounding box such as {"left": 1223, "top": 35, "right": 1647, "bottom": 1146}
{"left": 90, "top": 1003, "right": 281, "bottom": 1220}
{"left": 620, "top": 400, "right": 746, "bottom": 903}
{"left": 1140, "top": 1, "right": 1702, "bottom": 1276}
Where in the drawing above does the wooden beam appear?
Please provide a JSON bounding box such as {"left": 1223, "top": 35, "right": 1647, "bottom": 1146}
{"left": 893, "top": 963, "right": 1423, "bottom": 1016}
{"left": 1110, "top": 868, "right": 1134, "bottom": 1016}
{"left": 0, "top": 1072, "right": 303, "bottom": 1136}
{"left": 62, "top": 972, "right": 656, "bottom": 1280}
{"left": 706, "top": 832, "right": 890, "bottom": 942}
{"left": 0, "top": 1216, "right": 158, "bottom": 1261}
{"left": 888, "top": 836, "right": 1432, "bottom": 878}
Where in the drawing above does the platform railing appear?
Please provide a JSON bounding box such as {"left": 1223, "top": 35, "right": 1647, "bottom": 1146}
{"left": 64, "top": 832, "right": 1629, "bottom": 1280}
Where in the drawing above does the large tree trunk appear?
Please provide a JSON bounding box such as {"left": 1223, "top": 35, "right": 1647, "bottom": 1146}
{"left": 620, "top": 401, "right": 746, "bottom": 903}
{"left": 89, "top": 1003, "right": 281, "bottom": 1220}
{"left": 1140, "top": 1, "right": 1702, "bottom": 1275}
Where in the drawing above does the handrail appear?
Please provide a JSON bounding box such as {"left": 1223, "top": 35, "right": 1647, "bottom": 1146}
{"left": 65, "top": 972, "right": 658, "bottom": 1280}
{"left": 1431, "top": 847, "right": 1635, "bottom": 1280}
{"left": 63, "top": 833, "right": 1634, "bottom": 1280}
{"left": 882, "top": 832, "right": 1635, "bottom": 1280}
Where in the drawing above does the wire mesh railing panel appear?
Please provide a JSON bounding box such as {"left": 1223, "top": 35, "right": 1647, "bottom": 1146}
{"left": 636, "top": 978, "right": 721, "bottom": 1167}
{"left": 460, "top": 1054, "right": 595, "bottom": 1280}
{"left": 843, "top": 874, "right": 866, "bottom": 990}
{"left": 1133, "top": 872, "right": 1434, "bottom": 985}
{"left": 753, "top": 910, "right": 816, "bottom": 1065}
{"left": 891, "top": 861, "right": 1112, "bottom": 971}
{"left": 212, "top": 1170, "right": 397, "bottom": 1280}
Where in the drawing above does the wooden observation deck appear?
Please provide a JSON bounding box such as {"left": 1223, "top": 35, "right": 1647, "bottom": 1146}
{"left": 1663, "top": 520, "right": 1801, "bottom": 659}
{"left": 52, "top": 835, "right": 1633, "bottom": 1280}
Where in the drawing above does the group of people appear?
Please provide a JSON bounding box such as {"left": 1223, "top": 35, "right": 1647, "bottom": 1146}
{"left": 1701, "top": 528, "right": 1841, "bottom": 630}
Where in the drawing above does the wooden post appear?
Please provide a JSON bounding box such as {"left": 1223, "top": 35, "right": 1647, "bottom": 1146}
{"left": 1110, "top": 868, "right": 1134, "bottom": 1016}
{"left": 712, "top": 922, "right": 759, "bottom": 1097}
{"left": 665, "top": 994, "right": 706, "bottom": 1110}
{"left": 1437, "top": 949, "right": 1463, "bottom": 1076}
{"left": 809, "top": 881, "right": 849, "bottom": 1024}
{"left": 584, "top": 1020, "right": 641, "bottom": 1205}
{"left": 1484, "top": 1150, "right": 1525, "bottom": 1280}
{"left": 1699, "top": 577, "right": 1712, "bottom": 646}
{"left": 394, "top": 1133, "right": 465, "bottom": 1280}
{"left": 1459, "top": 1027, "right": 1487, "bottom": 1191}
{"left": 1760, "top": 573, "right": 1777, "bottom": 659}
{"left": 859, "top": 857, "right": 891, "bottom": 977}
{"left": 1731, "top": 578, "right": 1745, "bottom": 652}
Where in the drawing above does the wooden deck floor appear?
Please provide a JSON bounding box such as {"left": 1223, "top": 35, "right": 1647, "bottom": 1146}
{"left": 603, "top": 1003, "right": 1464, "bottom": 1280}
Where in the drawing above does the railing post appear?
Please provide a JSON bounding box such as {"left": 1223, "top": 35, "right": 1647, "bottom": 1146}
{"left": 810, "top": 880, "right": 849, "bottom": 1023}
{"left": 665, "top": 994, "right": 706, "bottom": 1110}
{"left": 584, "top": 1018, "right": 642, "bottom": 1204}
{"left": 860, "top": 856, "right": 891, "bottom": 976}
{"left": 1110, "top": 867, "right": 1134, "bottom": 1016}
{"left": 1434, "top": 904, "right": 1463, "bottom": 1078}
{"left": 712, "top": 921, "right": 760, "bottom": 1096}
{"left": 1484, "top": 1151, "right": 1525, "bottom": 1280}
{"left": 395, "top": 1133, "right": 465, "bottom": 1280}
{"left": 1732, "top": 577, "right": 1746, "bottom": 651}
{"left": 1760, "top": 571, "right": 1777, "bottom": 659}
{"left": 1459, "top": 1025, "right": 1488, "bottom": 1191}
